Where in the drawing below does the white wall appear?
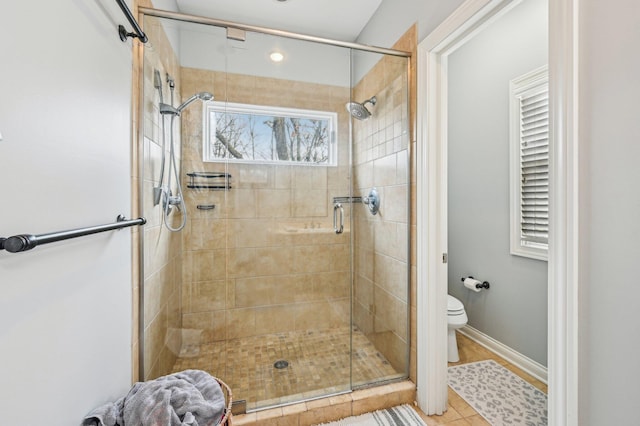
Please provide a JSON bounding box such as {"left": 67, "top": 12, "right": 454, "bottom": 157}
{"left": 447, "top": 0, "right": 548, "bottom": 365}
{"left": 579, "top": 0, "right": 640, "bottom": 423}
{"left": 178, "top": 23, "right": 351, "bottom": 87}
{"left": 0, "top": 1, "right": 133, "bottom": 424}
{"left": 355, "top": 0, "right": 466, "bottom": 76}
{"left": 358, "top": 0, "right": 466, "bottom": 46}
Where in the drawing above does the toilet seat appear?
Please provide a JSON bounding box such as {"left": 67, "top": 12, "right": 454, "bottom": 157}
{"left": 447, "top": 295, "right": 464, "bottom": 313}
{"left": 447, "top": 294, "right": 468, "bottom": 362}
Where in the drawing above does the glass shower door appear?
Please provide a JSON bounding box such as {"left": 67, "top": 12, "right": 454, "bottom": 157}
{"left": 141, "top": 12, "right": 410, "bottom": 414}
{"left": 350, "top": 50, "right": 411, "bottom": 387}
{"left": 181, "top": 28, "right": 354, "bottom": 409}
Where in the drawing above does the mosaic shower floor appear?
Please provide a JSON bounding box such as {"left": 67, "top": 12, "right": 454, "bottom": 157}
{"left": 171, "top": 326, "right": 401, "bottom": 411}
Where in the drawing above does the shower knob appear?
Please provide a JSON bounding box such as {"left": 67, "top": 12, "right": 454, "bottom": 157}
{"left": 363, "top": 187, "right": 380, "bottom": 215}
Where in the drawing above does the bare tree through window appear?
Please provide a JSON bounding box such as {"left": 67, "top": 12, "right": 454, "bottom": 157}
{"left": 204, "top": 102, "right": 336, "bottom": 165}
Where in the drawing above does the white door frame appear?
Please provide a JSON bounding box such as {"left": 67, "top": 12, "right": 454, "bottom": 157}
{"left": 415, "top": 0, "right": 579, "bottom": 424}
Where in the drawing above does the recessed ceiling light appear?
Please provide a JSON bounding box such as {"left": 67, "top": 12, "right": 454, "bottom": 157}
{"left": 270, "top": 51, "right": 284, "bottom": 62}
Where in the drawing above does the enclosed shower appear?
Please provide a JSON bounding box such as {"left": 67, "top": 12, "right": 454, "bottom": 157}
{"left": 140, "top": 9, "right": 411, "bottom": 412}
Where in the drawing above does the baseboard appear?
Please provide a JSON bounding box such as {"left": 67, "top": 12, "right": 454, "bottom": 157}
{"left": 458, "top": 325, "right": 548, "bottom": 384}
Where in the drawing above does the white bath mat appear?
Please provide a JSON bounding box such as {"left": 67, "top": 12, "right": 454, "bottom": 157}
{"left": 316, "top": 404, "right": 427, "bottom": 426}
{"left": 448, "top": 360, "right": 547, "bottom": 425}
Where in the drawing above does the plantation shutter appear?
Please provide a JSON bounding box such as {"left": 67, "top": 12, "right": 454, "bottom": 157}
{"left": 519, "top": 87, "right": 549, "bottom": 246}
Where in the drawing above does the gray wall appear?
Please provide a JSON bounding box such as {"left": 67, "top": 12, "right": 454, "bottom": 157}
{"left": 447, "top": 0, "right": 548, "bottom": 365}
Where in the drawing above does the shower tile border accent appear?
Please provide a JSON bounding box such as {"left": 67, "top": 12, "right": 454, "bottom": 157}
{"left": 233, "top": 380, "right": 416, "bottom": 426}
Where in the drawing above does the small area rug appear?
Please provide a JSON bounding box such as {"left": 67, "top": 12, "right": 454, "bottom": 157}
{"left": 317, "top": 404, "right": 427, "bottom": 426}
{"left": 448, "top": 360, "right": 547, "bottom": 425}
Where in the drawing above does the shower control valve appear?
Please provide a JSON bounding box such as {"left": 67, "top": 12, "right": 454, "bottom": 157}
{"left": 363, "top": 187, "right": 380, "bottom": 215}
{"left": 167, "top": 195, "right": 182, "bottom": 205}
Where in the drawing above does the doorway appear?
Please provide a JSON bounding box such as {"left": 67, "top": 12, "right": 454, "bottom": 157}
{"left": 416, "top": 0, "right": 580, "bottom": 424}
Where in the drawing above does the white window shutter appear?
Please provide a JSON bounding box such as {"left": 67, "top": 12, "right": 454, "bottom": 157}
{"left": 509, "top": 66, "right": 549, "bottom": 261}
{"left": 520, "top": 88, "right": 549, "bottom": 245}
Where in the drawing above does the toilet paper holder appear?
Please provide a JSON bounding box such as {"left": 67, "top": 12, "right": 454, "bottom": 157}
{"left": 461, "top": 276, "right": 490, "bottom": 289}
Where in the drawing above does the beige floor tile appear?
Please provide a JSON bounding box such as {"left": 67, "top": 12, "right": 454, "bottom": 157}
{"left": 441, "top": 420, "right": 471, "bottom": 426}
{"left": 191, "top": 326, "right": 544, "bottom": 426}
{"left": 171, "top": 326, "right": 401, "bottom": 411}
{"left": 412, "top": 334, "right": 547, "bottom": 426}
{"left": 232, "top": 412, "right": 256, "bottom": 425}
{"left": 465, "top": 415, "right": 491, "bottom": 426}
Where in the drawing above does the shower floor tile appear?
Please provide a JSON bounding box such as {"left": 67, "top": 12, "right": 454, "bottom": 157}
{"left": 171, "top": 326, "right": 401, "bottom": 411}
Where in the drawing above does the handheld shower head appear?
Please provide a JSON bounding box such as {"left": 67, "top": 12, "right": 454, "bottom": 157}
{"left": 159, "top": 92, "right": 214, "bottom": 116}
{"left": 153, "top": 69, "right": 165, "bottom": 105}
{"left": 346, "top": 96, "right": 377, "bottom": 120}
{"left": 177, "top": 92, "right": 214, "bottom": 112}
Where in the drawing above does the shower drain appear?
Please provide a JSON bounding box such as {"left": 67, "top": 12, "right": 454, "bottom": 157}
{"left": 273, "top": 360, "right": 289, "bottom": 369}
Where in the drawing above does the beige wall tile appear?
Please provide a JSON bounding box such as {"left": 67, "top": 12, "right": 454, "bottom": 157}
{"left": 227, "top": 189, "right": 257, "bottom": 219}
{"left": 187, "top": 218, "right": 227, "bottom": 250}
{"left": 354, "top": 275, "right": 374, "bottom": 310}
{"left": 189, "top": 280, "right": 227, "bottom": 312}
{"left": 227, "top": 248, "right": 256, "bottom": 278}
{"left": 234, "top": 276, "right": 276, "bottom": 307}
{"left": 183, "top": 311, "right": 213, "bottom": 330}
{"left": 257, "top": 189, "right": 292, "bottom": 218}
{"left": 226, "top": 308, "right": 257, "bottom": 339}
{"left": 294, "top": 301, "right": 348, "bottom": 331}
{"left": 292, "top": 188, "right": 328, "bottom": 217}
{"left": 313, "top": 271, "right": 350, "bottom": 301}
{"left": 254, "top": 246, "right": 296, "bottom": 276}
{"left": 208, "top": 310, "right": 227, "bottom": 342}
{"left": 382, "top": 184, "right": 409, "bottom": 223}
{"left": 373, "top": 153, "right": 397, "bottom": 187}
{"left": 293, "top": 244, "right": 332, "bottom": 273}
{"left": 374, "top": 253, "right": 408, "bottom": 303}
{"left": 255, "top": 306, "right": 298, "bottom": 335}
{"left": 229, "top": 219, "right": 271, "bottom": 248}
{"left": 190, "top": 249, "right": 225, "bottom": 282}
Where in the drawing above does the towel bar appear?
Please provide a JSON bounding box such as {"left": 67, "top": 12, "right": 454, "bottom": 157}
{"left": 1, "top": 214, "right": 146, "bottom": 253}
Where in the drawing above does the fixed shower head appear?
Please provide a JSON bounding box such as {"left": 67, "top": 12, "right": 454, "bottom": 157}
{"left": 177, "top": 92, "right": 214, "bottom": 112}
{"left": 346, "top": 96, "right": 377, "bottom": 120}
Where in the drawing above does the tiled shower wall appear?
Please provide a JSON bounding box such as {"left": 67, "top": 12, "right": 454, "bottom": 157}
{"left": 178, "top": 68, "right": 353, "bottom": 342}
{"left": 140, "top": 16, "right": 184, "bottom": 380}
{"left": 352, "top": 53, "right": 410, "bottom": 372}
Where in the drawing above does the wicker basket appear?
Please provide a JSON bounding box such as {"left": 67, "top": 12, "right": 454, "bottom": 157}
{"left": 216, "top": 377, "right": 233, "bottom": 426}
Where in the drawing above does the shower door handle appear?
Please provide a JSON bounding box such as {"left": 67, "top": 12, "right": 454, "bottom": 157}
{"left": 333, "top": 203, "right": 344, "bottom": 234}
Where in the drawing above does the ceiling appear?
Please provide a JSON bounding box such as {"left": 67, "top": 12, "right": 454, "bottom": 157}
{"left": 174, "top": 0, "right": 383, "bottom": 41}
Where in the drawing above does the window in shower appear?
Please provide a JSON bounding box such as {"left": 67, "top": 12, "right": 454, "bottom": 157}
{"left": 203, "top": 101, "right": 337, "bottom": 165}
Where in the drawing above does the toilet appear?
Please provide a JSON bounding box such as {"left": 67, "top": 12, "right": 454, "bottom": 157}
{"left": 447, "top": 295, "right": 468, "bottom": 362}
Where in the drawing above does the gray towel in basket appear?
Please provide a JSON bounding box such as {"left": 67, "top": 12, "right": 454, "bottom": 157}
{"left": 82, "top": 369, "right": 225, "bottom": 426}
